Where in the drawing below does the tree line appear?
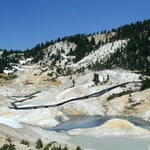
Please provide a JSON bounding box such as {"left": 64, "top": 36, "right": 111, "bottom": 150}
{"left": 0, "top": 19, "right": 149, "bottom": 75}
{"left": 88, "top": 19, "right": 150, "bottom": 75}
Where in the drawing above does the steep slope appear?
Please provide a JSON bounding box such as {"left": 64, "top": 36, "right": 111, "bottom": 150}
{"left": 77, "top": 40, "right": 127, "bottom": 68}
{"left": 0, "top": 19, "right": 149, "bottom": 76}
{"left": 34, "top": 38, "right": 128, "bottom": 77}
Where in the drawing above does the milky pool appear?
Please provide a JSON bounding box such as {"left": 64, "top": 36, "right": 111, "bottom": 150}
{"left": 69, "top": 136, "right": 150, "bottom": 150}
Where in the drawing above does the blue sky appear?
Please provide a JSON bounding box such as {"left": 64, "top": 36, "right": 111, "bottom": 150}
{"left": 0, "top": 0, "right": 150, "bottom": 50}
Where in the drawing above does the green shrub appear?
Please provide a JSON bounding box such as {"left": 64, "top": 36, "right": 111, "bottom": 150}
{"left": 20, "top": 139, "right": 29, "bottom": 146}
{"left": 0, "top": 138, "right": 16, "bottom": 150}
{"left": 140, "top": 78, "right": 150, "bottom": 91}
{"left": 36, "top": 138, "right": 43, "bottom": 149}
{"left": 44, "top": 142, "right": 70, "bottom": 150}
{"left": 44, "top": 141, "right": 57, "bottom": 150}
{"left": 76, "top": 146, "right": 82, "bottom": 150}
{"left": 0, "top": 143, "right": 10, "bottom": 150}
{"left": 107, "top": 90, "right": 134, "bottom": 101}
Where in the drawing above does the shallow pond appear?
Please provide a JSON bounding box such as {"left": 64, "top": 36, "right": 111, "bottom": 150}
{"left": 49, "top": 115, "right": 150, "bottom": 132}
{"left": 46, "top": 115, "right": 150, "bottom": 150}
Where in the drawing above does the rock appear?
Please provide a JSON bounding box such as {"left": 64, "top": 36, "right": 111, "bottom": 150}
{"left": 100, "top": 119, "right": 149, "bottom": 134}
{"left": 106, "top": 89, "right": 150, "bottom": 121}
{"left": 68, "top": 119, "right": 150, "bottom": 137}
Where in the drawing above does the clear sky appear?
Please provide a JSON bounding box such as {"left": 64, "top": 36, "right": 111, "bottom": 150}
{"left": 0, "top": 0, "right": 150, "bottom": 50}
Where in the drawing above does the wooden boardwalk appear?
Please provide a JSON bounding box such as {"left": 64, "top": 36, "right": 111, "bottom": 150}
{"left": 9, "top": 81, "right": 141, "bottom": 110}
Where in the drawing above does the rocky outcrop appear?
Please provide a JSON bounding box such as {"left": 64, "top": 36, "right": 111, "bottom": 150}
{"left": 68, "top": 119, "right": 150, "bottom": 137}
{"left": 106, "top": 89, "right": 150, "bottom": 121}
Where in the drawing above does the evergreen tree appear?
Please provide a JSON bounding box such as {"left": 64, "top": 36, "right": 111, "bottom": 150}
{"left": 36, "top": 139, "right": 43, "bottom": 149}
